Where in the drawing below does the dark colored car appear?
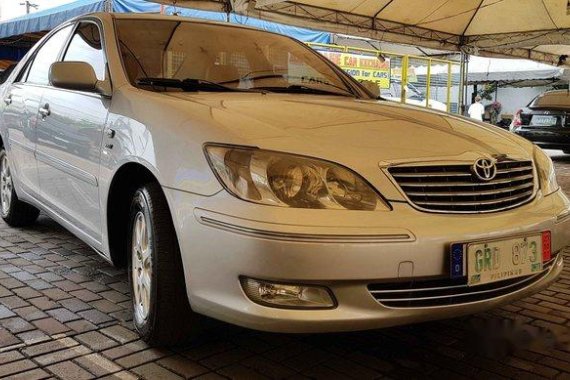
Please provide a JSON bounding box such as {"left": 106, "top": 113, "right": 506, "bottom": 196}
{"left": 512, "top": 90, "right": 570, "bottom": 153}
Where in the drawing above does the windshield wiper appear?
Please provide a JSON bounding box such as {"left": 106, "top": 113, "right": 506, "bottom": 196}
{"left": 252, "top": 84, "right": 354, "bottom": 97}
{"left": 136, "top": 78, "right": 262, "bottom": 93}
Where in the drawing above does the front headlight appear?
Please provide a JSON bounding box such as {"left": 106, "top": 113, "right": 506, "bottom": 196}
{"left": 204, "top": 144, "right": 389, "bottom": 211}
{"left": 534, "top": 146, "right": 559, "bottom": 196}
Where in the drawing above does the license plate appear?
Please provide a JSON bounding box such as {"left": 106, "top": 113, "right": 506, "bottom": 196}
{"left": 451, "top": 233, "right": 550, "bottom": 286}
{"left": 531, "top": 115, "right": 557, "bottom": 126}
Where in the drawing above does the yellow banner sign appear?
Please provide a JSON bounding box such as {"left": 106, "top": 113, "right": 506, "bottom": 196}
{"left": 319, "top": 51, "right": 391, "bottom": 89}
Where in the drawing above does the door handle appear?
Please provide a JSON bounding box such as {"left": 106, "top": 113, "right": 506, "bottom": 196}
{"left": 39, "top": 104, "right": 50, "bottom": 118}
{"left": 3, "top": 95, "right": 11, "bottom": 106}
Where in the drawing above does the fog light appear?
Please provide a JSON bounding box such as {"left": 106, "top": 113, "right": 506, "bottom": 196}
{"left": 241, "top": 278, "right": 336, "bottom": 309}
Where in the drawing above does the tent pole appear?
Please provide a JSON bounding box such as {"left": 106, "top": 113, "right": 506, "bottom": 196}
{"left": 459, "top": 52, "right": 469, "bottom": 116}
{"left": 104, "top": 0, "right": 112, "bottom": 12}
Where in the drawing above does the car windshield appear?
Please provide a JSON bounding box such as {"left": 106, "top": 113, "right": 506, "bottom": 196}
{"left": 115, "top": 19, "right": 359, "bottom": 97}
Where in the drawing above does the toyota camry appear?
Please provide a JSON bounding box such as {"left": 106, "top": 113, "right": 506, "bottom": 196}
{"left": 0, "top": 13, "right": 568, "bottom": 344}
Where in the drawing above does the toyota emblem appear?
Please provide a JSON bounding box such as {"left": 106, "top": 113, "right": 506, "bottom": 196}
{"left": 472, "top": 158, "right": 497, "bottom": 181}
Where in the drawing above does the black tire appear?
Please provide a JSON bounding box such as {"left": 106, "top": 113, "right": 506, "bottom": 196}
{"left": 0, "top": 148, "right": 39, "bottom": 227}
{"left": 128, "top": 181, "right": 201, "bottom": 345}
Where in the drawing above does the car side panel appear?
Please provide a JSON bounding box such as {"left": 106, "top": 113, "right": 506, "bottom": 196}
{"left": 36, "top": 87, "right": 109, "bottom": 245}
{"left": 1, "top": 84, "right": 43, "bottom": 198}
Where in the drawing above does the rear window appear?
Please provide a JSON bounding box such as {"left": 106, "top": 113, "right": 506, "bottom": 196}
{"left": 528, "top": 91, "right": 570, "bottom": 109}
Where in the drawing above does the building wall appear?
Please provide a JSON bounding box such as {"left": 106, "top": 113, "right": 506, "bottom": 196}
{"left": 465, "top": 85, "right": 549, "bottom": 118}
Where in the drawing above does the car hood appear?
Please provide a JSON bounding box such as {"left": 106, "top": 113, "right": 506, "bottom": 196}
{"left": 165, "top": 92, "right": 533, "bottom": 165}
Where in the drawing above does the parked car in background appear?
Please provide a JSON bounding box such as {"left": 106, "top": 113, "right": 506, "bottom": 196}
{"left": 512, "top": 90, "right": 570, "bottom": 153}
{"left": 381, "top": 78, "right": 447, "bottom": 111}
{"left": 0, "top": 13, "right": 568, "bottom": 345}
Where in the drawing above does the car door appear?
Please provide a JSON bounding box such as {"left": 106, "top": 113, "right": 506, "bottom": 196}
{"left": 35, "top": 21, "right": 110, "bottom": 244}
{"left": 0, "top": 25, "right": 73, "bottom": 199}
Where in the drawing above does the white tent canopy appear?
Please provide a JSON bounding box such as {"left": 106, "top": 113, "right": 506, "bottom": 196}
{"left": 151, "top": 0, "right": 570, "bottom": 66}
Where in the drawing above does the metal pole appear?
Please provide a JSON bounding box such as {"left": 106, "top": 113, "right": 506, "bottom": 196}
{"left": 458, "top": 52, "right": 469, "bottom": 116}
{"left": 104, "top": 0, "right": 113, "bottom": 12}
{"left": 20, "top": 1, "right": 38, "bottom": 14}
{"left": 425, "top": 59, "right": 431, "bottom": 108}
{"left": 401, "top": 55, "right": 409, "bottom": 104}
{"left": 446, "top": 63, "right": 452, "bottom": 113}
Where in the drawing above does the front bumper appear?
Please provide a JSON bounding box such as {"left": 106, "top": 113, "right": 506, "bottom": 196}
{"left": 164, "top": 187, "right": 570, "bottom": 333}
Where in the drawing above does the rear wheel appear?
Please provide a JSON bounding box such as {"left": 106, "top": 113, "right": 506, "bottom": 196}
{"left": 0, "top": 149, "right": 39, "bottom": 227}
{"left": 128, "top": 182, "right": 202, "bottom": 345}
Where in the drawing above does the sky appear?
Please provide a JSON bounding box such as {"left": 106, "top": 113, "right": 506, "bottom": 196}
{"left": 0, "top": 0, "right": 76, "bottom": 21}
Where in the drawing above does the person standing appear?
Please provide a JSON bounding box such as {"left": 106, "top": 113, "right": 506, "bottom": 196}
{"left": 468, "top": 95, "right": 485, "bottom": 121}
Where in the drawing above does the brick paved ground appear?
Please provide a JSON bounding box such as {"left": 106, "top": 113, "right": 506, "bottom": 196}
{"left": 1, "top": 151, "right": 570, "bottom": 379}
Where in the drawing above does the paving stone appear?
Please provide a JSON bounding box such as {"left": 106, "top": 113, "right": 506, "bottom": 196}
{"left": 157, "top": 355, "right": 209, "bottom": 378}
{"left": 78, "top": 309, "right": 115, "bottom": 325}
{"left": 90, "top": 299, "right": 123, "bottom": 314}
{"left": 17, "top": 329, "right": 50, "bottom": 345}
{"left": 70, "top": 289, "right": 101, "bottom": 302}
{"left": 22, "top": 337, "right": 78, "bottom": 357}
{"left": 0, "top": 359, "right": 36, "bottom": 378}
{"left": 27, "top": 279, "right": 53, "bottom": 291}
{"left": 0, "top": 295, "right": 29, "bottom": 309}
{"left": 0, "top": 328, "right": 20, "bottom": 348}
{"left": 1, "top": 316, "right": 35, "bottom": 334}
{"left": 47, "top": 308, "right": 80, "bottom": 323}
{"left": 14, "top": 305, "right": 47, "bottom": 321}
{"left": 99, "top": 290, "right": 129, "bottom": 303}
{"left": 46, "top": 361, "right": 94, "bottom": 380}
{"left": 0, "top": 350, "right": 24, "bottom": 365}
{"left": 115, "top": 348, "right": 170, "bottom": 369}
{"left": 74, "top": 353, "right": 122, "bottom": 377}
{"left": 100, "top": 325, "right": 138, "bottom": 344}
{"left": 66, "top": 319, "right": 98, "bottom": 333}
{"left": 0, "top": 304, "right": 16, "bottom": 319}
{"left": 99, "top": 370, "right": 139, "bottom": 380}
{"left": 58, "top": 298, "right": 92, "bottom": 313}
{"left": 75, "top": 331, "right": 118, "bottom": 351}
{"left": 132, "top": 362, "right": 184, "bottom": 380}
{"left": 28, "top": 297, "right": 58, "bottom": 311}
{"left": 35, "top": 345, "right": 92, "bottom": 366}
{"left": 10, "top": 368, "right": 51, "bottom": 380}
{"left": 11, "top": 286, "right": 42, "bottom": 300}
{"left": 32, "top": 317, "right": 71, "bottom": 335}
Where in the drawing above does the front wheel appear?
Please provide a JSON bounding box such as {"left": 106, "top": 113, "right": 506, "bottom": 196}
{"left": 0, "top": 149, "right": 39, "bottom": 227}
{"left": 128, "top": 182, "right": 202, "bottom": 345}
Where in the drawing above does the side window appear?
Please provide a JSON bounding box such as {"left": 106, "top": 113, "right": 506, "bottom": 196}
{"left": 63, "top": 23, "right": 106, "bottom": 81}
{"left": 26, "top": 25, "right": 73, "bottom": 85}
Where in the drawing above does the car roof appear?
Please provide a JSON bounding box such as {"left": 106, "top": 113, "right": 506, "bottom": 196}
{"left": 529, "top": 90, "right": 570, "bottom": 109}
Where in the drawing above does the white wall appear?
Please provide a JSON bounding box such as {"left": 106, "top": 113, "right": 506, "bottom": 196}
{"left": 465, "top": 85, "right": 549, "bottom": 117}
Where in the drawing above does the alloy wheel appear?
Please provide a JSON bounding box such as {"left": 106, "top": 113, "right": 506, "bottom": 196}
{"left": 0, "top": 154, "right": 12, "bottom": 216}
{"left": 132, "top": 210, "right": 152, "bottom": 325}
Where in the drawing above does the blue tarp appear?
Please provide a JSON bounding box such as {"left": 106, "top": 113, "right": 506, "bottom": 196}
{"left": 0, "top": 0, "right": 331, "bottom": 43}
{"left": 113, "top": 0, "right": 331, "bottom": 43}
{"left": 0, "top": 0, "right": 105, "bottom": 39}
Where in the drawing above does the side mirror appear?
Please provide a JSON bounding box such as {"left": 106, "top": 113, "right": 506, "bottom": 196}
{"left": 49, "top": 61, "right": 100, "bottom": 93}
{"left": 360, "top": 80, "right": 381, "bottom": 98}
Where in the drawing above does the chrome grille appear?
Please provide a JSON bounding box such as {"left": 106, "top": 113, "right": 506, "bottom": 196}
{"left": 368, "top": 255, "right": 557, "bottom": 308}
{"left": 389, "top": 160, "right": 535, "bottom": 213}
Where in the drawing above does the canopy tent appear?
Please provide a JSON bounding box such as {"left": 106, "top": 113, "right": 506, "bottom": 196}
{"left": 467, "top": 68, "right": 566, "bottom": 88}
{"left": 149, "top": 0, "right": 570, "bottom": 66}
